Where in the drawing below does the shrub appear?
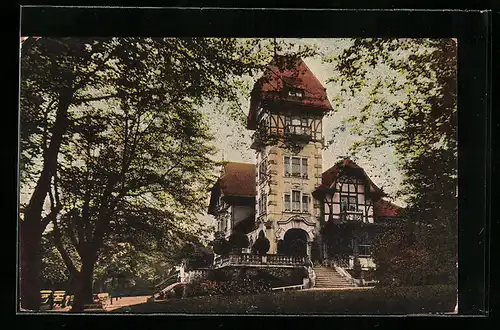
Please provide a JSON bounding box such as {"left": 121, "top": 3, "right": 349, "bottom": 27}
{"left": 228, "top": 232, "right": 249, "bottom": 252}
{"left": 373, "top": 227, "right": 457, "bottom": 286}
{"left": 253, "top": 230, "right": 270, "bottom": 255}
{"left": 184, "top": 271, "right": 274, "bottom": 298}
{"left": 212, "top": 237, "right": 231, "bottom": 256}
{"left": 288, "top": 237, "right": 307, "bottom": 257}
{"left": 352, "top": 257, "right": 362, "bottom": 279}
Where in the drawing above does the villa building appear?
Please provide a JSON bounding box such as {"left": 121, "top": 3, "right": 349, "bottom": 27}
{"left": 207, "top": 56, "right": 403, "bottom": 274}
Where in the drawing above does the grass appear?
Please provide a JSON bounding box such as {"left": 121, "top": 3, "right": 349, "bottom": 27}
{"left": 111, "top": 285, "right": 456, "bottom": 315}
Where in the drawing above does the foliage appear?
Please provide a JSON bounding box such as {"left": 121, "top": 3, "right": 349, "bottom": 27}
{"left": 287, "top": 237, "right": 307, "bottom": 257}
{"left": 252, "top": 230, "right": 270, "bottom": 255}
{"left": 171, "top": 242, "right": 213, "bottom": 270}
{"left": 21, "top": 37, "right": 293, "bottom": 310}
{"left": 40, "top": 234, "right": 71, "bottom": 289}
{"left": 228, "top": 232, "right": 250, "bottom": 251}
{"left": 372, "top": 226, "right": 456, "bottom": 286}
{"left": 184, "top": 277, "right": 272, "bottom": 298}
{"left": 326, "top": 38, "right": 457, "bottom": 285}
{"left": 115, "top": 285, "right": 457, "bottom": 314}
{"left": 210, "top": 233, "right": 231, "bottom": 256}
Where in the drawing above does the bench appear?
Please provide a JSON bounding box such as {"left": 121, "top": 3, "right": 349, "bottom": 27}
{"left": 40, "top": 290, "right": 53, "bottom": 305}
{"left": 53, "top": 291, "right": 66, "bottom": 304}
{"left": 95, "top": 293, "right": 109, "bottom": 303}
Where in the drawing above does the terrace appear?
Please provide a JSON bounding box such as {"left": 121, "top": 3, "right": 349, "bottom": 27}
{"left": 213, "top": 253, "right": 308, "bottom": 269}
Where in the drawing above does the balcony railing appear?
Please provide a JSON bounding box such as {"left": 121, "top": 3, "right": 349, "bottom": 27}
{"left": 213, "top": 253, "right": 307, "bottom": 268}
{"left": 340, "top": 212, "right": 364, "bottom": 222}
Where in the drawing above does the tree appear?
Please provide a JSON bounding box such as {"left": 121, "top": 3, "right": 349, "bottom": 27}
{"left": 40, "top": 234, "right": 71, "bottom": 290}
{"left": 19, "top": 37, "right": 265, "bottom": 310}
{"left": 171, "top": 242, "right": 213, "bottom": 270}
{"left": 325, "top": 38, "right": 457, "bottom": 285}
{"left": 19, "top": 37, "right": 319, "bottom": 310}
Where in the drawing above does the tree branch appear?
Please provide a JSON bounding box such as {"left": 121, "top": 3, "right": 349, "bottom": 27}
{"left": 51, "top": 213, "right": 79, "bottom": 275}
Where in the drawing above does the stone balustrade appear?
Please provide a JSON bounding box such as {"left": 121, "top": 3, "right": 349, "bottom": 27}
{"left": 213, "top": 253, "right": 307, "bottom": 268}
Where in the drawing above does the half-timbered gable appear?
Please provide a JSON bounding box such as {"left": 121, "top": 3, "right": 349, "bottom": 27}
{"left": 312, "top": 158, "right": 397, "bottom": 225}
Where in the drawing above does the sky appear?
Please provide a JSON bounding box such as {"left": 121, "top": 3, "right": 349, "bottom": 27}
{"left": 204, "top": 38, "right": 404, "bottom": 207}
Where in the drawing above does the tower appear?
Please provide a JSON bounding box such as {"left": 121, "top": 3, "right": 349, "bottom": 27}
{"left": 247, "top": 56, "right": 333, "bottom": 258}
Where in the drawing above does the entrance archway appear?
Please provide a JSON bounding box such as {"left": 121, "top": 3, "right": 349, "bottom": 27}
{"left": 279, "top": 228, "right": 308, "bottom": 257}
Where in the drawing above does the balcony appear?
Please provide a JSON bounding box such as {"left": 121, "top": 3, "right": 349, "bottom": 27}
{"left": 284, "top": 126, "right": 312, "bottom": 138}
{"left": 213, "top": 253, "right": 307, "bottom": 269}
{"left": 340, "top": 212, "right": 364, "bottom": 222}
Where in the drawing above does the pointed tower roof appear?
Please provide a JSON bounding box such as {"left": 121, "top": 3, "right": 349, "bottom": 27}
{"left": 247, "top": 56, "right": 333, "bottom": 129}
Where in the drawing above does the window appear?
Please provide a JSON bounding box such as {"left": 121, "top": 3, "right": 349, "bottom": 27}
{"left": 348, "top": 197, "right": 357, "bottom": 211}
{"left": 301, "top": 158, "right": 308, "bottom": 177}
{"left": 284, "top": 156, "right": 290, "bottom": 175}
{"left": 341, "top": 195, "right": 359, "bottom": 212}
{"left": 259, "top": 194, "right": 267, "bottom": 215}
{"left": 291, "top": 157, "right": 301, "bottom": 175}
{"left": 340, "top": 196, "right": 348, "bottom": 212}
{"left": 284, "top": 116, "right": 312, "bottom": 136}
{"left": 292, "top": 190, "right": 301, "bottom": 211}
{"left": 359, "top": 244, "right": 372, "bottom": 257}
{"left": 285, "top": 191, "right": 310, "bottom": 213}
{"left": 259, "top": 159, "right": 267, "bottom": 184}
{"left": 302, "top": 194, "right": 309, "bottom": 213}
{"left": 288, "top": 88, "right": 304, "bottom": 98}
{"left": 284, "top": 194, "right": 291, "bottom": 211}
{"left": 285, "top": 156, "right": 308, "bottom": 177}
{"left": 300, "top": 118, "right": 310, "bottom": 135}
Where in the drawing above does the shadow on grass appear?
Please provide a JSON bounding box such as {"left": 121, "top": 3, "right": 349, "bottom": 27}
{"left": 110, "top": 285, "right": 456, "bottom": 315}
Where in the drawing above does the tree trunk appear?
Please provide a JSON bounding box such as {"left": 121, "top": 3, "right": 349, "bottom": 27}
{"left": 19, "top": 220, "right": 42, "bottom": 311}
{"left": 20, "top": 88, "right": 74, "bottom": 311}
{"left": 71, "top": 256, "right": 96, "bottom": 312}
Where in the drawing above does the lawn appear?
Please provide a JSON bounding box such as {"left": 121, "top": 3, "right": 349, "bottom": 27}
{"left": 111, "top": 285, "right": 456, "bottom": 315}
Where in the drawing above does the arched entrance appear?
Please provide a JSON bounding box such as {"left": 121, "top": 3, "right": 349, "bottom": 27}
{"left": 278, "top": 228, "right": 308, "bottom": 257}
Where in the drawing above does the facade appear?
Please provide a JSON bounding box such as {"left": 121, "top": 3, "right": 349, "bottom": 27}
{"left": 208, "top": 56, "right": 402, "bottom": 271}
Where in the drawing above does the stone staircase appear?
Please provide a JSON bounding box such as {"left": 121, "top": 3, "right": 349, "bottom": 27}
{"left": 313, "top": 266, "right": 355, "bottom": 288}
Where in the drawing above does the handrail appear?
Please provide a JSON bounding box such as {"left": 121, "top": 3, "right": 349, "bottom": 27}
{"left": 155, "top": 271, "right": 179, "bottom": 288}
{"left": 334, "top": 264, "right": 361, "bottom": 287}
{"left": 271, "top": 284, "right": 305, "bottom": 292}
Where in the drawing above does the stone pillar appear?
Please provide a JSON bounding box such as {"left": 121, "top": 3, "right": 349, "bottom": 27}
{"left": 306, "top": 242, "right": 312, "bottom": 258}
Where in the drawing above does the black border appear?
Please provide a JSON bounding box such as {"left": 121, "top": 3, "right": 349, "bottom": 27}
{"left": 15, "top": 6, "right": 492, "bottom": 329}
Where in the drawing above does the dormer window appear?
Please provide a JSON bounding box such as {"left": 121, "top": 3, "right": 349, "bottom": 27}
{"left": 288, "top": 88, "right": 304, "bottom": 98}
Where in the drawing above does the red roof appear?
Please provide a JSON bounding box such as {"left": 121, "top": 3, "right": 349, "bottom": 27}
{"left": 219, "top": 162, "right": 256, "bottom": 198}
{"left": 314, "top": 159, "right": 386, "bottom": 196}
{"left": 247, "top": 56, "right": 333, "bottom": 129}
{"left": 374, "top": 199, "right": 401, "bottom": 217}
